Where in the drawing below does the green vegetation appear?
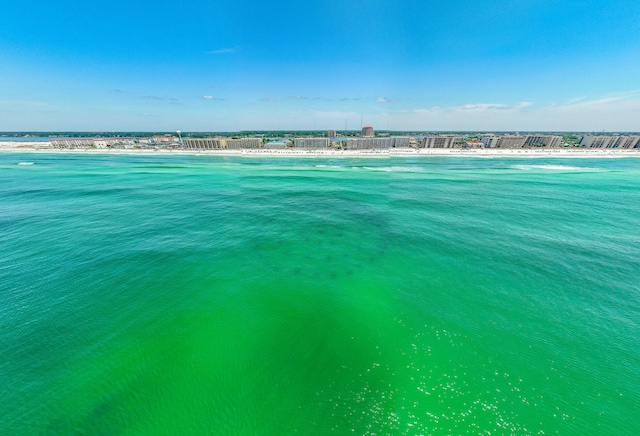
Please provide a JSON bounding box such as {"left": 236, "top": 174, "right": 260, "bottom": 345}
{"left": 562, "top": 134, "right": 581, "bottom": 147}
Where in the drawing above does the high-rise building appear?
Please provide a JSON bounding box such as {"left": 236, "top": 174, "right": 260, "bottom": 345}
{"left": 579, "top": 135, "right": 619, "bottom": 148}
{"left": 327, "top": 130, "right": 337, "bottom": 138}
{"left": 424, "top": 136, "right": 457, "bottom": 148}
{"left": 361, "top": 126, "right": 374, "bottom": 137}
{"left": 524, "top": 135, "right": 563, "bottom": 148}
{"left": 183, "top": 137, "right": 262, "bottom": 150}
{"left": 616, "top": 136, "right": 640, "bottom": 148}
{"left": 480, "top": 135, "right": 500, "bottom": 148}
{"left": 346, "top": 138, "right": 392, "bottom": 150}
{"left": 294, "top": 138, "right": 330, "bottom": 149}
{"left": 496, "top": 136, "right": 527, "bottom": 148}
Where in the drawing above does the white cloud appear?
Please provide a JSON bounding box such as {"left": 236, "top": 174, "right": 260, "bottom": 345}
{"left": 386, "top": 92, "right": 640, "bottom": 130}
{"left": 554, "top": 91, "right": 640, "bottom": 112}
{"left": 141, "top": 95, "right": 182, "bottom": 104}
{"left": 452, "top": 101, "right": 533, "bottom": 112}
{"left": 208, "top": 48, "right": 236, "bottom": 54}
{"left": 0, "top": 99, "right": 49, "bottom": 107}
{"left": 6, "top": 90, "right": 639, "bottom": 132}
{"left": 563, "top": 96, "right": 587, "bottom": 105}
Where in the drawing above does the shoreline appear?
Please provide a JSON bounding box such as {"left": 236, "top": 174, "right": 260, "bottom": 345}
{"left": 2, "top": 142, "right": 640, "bottom": 158}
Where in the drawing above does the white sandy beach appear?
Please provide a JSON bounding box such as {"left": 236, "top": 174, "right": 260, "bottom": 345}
{"left": 1, "top": 141, "right": 640, "bottom": 158}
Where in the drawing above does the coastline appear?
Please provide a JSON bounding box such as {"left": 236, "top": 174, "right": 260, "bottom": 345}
{"left": 2, "top": 141, "right": 640, "bottom": 158}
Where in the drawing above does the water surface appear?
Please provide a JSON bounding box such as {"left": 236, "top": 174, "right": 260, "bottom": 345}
{"left": 1, "top": 154, "right": 639, "bottom": 434}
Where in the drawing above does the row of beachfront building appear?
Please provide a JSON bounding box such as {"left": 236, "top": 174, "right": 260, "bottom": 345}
{"left": 182, "top": 137, "right": 414, "bottom": 150}
{"left": 479, "top": 134, "right": 640, "bottom": 149}
{"left": 50, "top": 134, "right": 640, "bottom": 150}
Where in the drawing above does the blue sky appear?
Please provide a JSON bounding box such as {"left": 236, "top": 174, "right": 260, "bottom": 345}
{"left": 2, "top": 0, "right": 640, "bottom": 131}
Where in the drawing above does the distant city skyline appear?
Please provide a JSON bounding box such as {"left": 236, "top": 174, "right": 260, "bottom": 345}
{"left": 1, "top": 1, "right": 640, "bottom": 131}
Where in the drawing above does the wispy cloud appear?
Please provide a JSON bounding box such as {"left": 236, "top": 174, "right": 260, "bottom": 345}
{"left": 452, "top": 101, "right": 533, "bottom": 112}
{"left": 288, "top": 96, "right": 309, "bottom": 100}
{"left": 554, "top": 91, "right": 640, "bottom": 112}
{"left": 0, "top": 99, "right": 49, "bottom": 107}
{"left": 376, "top": 97, "right": 401, "bottom": 104}
{"left": 260, "top": 98, "right": 277, "bottom": 103}
{"left": 383, "top": 92, "right": 640, "bottom": 130}
{"left": 141, "top": 95, "right": 181, "bottom": 104}
{"left": 208, "top": 48, "right": 236, "bottom": 54}
{"left": 563, "top": 96, "right": 586, "bottom": 105}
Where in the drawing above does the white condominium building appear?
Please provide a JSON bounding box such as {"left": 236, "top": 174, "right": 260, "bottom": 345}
{"left": 183, "top": 138, "right": 262, "bottom": 150}
{"left": 496, "top": 136, "right": 527, "bottom": 148}
{"left": 580, "top": 136, "right": 620, "bottom": 148}
{"left": 346, "top": 138, "right": 392, "bottom": 149}
{"left": 423, "top": 136, "right": 457, "bottom": 148}
{"left": 392, "top": 137, "right": 411, "bottom": 148}
{"left": 614, "top": 136, "right": 640, "bottom": 148}
{"left": 50, "top": 138, "right": 96, "bottom": 148}
{"left": 480, "top": 135, "right": 501, "bottom": 148}
{"left": 294, "top": 138, "right": 330, "bottom": 148}
{"left": 524, "top": 135, "right": 562, "bottom": 148}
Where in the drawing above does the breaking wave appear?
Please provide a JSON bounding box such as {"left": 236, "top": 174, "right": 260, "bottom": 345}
{"left": 511, "top": 164, "right": 601, "bottom": 171}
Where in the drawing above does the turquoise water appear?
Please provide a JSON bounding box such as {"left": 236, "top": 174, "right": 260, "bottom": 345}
{"left": 1, "top": 154, "right": 639, "bottom": 434}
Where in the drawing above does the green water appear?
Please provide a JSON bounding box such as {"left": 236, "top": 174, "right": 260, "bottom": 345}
{"left": 1, "top": 154, "right": 639, "bottom": 434}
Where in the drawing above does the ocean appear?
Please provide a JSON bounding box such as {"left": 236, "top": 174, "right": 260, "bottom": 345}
{"left": 1, "top": 153, "right": 639, "bottom": 434}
